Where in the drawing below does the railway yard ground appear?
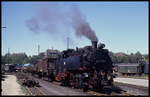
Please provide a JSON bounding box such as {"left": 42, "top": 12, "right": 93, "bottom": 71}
{"left": 2, "top": 74, "right": 25, "bottom": 95}
{"left": 2, "top": 73, "right": 149, "bottom": 96}
{"left": 117, "top": 74, "right": 149, "bottom": 80}
{"left": 114, "top": 78, "right": 149, "bottom": 96}
{"left": 114, "top": 77, "right": 149, "bottom": 87}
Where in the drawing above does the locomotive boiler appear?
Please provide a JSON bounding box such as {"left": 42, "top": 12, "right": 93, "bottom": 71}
{"left": 55, "top": 41, "right": 114, "bottom": 91}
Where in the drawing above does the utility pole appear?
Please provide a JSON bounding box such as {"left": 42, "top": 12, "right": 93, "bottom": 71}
{"left": 67, "top": 37, "right": 69, "bottom": 49}
{"left": 8, "top": 48, "right": 10, "bottom": 54}
{"left": 38, "top": 44, "right": 40, "bottom": 55}
{"left": 8, "top": 48, "right": 10, "bottom": 64}
{"left": 127, "top": 50, "right": 128, "bottom": 55}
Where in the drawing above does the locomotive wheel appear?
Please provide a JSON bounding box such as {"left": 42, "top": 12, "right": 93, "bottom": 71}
{"left": 83, "top": 84, "right": 88, "bottom": 92}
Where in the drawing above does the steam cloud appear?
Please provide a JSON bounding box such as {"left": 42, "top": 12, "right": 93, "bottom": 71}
{"left": 26, "top": 3, "right": 98, "bottom": 41}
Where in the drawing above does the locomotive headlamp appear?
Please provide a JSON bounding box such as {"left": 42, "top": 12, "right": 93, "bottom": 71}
{"left": 64, "top": 62, "right": 66, "bottom": 65}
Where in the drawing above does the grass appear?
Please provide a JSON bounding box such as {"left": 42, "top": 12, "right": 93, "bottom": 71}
{"left": 16, "top": 77, "right": 30, "bottom": 96}
{"left": 20, "top": 85, "right": 30, "bottom": 96}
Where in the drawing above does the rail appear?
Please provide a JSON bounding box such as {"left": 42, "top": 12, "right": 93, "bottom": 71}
{"left": 26, "top": 86, "right": 46, "bottom": 96}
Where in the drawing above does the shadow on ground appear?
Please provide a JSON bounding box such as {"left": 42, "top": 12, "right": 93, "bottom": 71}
{"left": 2, "top": 75, "right": 8, "bottom": 81}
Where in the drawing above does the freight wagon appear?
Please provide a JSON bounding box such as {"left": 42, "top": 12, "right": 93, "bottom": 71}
{"left": 116, "top": 63, "right": 148, "bottom": 75}
{"left": 35, "top": 50, "right": 59, "bottom": 81}
{"left": 4, "top": 64, "right": 16, "bottom": 72}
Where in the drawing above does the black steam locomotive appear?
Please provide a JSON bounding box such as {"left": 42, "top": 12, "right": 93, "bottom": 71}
{"left": 27, "top": 41, "right": 114, "bottom": 92}
{"left": 55, "top": 41, "right": 114, "bottom": 91}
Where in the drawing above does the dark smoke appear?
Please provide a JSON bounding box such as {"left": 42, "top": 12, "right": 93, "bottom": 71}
{"left": 70, "top": 5, "right": 98, "bottom": 41}
{"left": 26, "top": 18, "right": 40, "bottom": 33}
{"left": 26, "top": 3, "right": 98, "bottom": 41}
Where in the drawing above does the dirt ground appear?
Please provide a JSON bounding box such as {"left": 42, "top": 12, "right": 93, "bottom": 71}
{"left": 2, "top": 74, "right": 25, "bottom": 95}
{"left": 114, "top": 77, "right": 149, "bottom": 87}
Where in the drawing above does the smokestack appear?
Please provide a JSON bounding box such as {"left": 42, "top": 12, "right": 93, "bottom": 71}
{"left": 92, "top": 41, "right": 97, "bottom": 48}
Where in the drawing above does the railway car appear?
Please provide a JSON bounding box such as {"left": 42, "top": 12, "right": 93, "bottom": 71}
{"left": 2, "top": 64, "right": 5, "bottom": 74}
{"left": 116, "top": 63, "right": 148, "bottom": 75}
{"left": 4, "top": 64, "right": 16, "bottom": 72}
{"left": 144, "top": 63, "right": 149, "bottom": 74}
{"left": 36, "top": 50, "right": 59, "bottom": 81}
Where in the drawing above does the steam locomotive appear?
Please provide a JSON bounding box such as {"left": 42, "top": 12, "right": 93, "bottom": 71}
{"left": 28, "top": 41, "right": 114, "bottom": 91}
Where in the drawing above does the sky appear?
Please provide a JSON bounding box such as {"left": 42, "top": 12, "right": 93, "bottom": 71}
{"left": 2, "top": 1, "right": 149, "bottom": 56}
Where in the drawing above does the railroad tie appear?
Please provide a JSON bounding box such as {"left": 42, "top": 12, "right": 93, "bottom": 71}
{"left": 26, "top": 87, "right": 33, "bottom": 96}
{"left": 35, "top": 87, "right": 46, "bottom": 95}
{"left": 120, "top": 91, "right": 135, "bottom": 96}
{"left": 88, "top": 91, "right": 107, "bottom": 96}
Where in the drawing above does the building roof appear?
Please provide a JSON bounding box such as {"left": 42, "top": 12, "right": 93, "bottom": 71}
{"left": 46, "top": 49, "right": 59, "bottom": 53}
{"left": 114, "top": 52, "right": 128, "bottom": 57}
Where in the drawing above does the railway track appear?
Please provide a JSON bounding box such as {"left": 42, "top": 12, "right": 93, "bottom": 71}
{"left": 51, "top": 78, "right": 136, "bottom": 96}
{"left": 33, "top": 76, "right": 135, "bottom": 96}
{"left": 25, "top": 81, "right": 135, "bottom": 96}
{"left": 87, "top": 87, "right": 136, "bottom": 96}
{"left": 115, "top": 82, "right": 149, "bottom": 96}
{"left": 26, "top": 86, "right": 47, "bottom": 96}
{"left": 88, "top": 90, "right": 134, "bottom": 96}
{"left": 16, "top": 73, "right": 148, "bottom": 96}
{"left": 116, "top": 82, "right": 148, "bottom": 91}
{"left": 32, "top": 77, "right": 91, "bottom": 96}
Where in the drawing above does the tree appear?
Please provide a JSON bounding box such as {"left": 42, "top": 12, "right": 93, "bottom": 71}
{"left": 144, "top": 54, "right": 149, "bottom": 64}
{"left": 28, "top": 55, "right": 39, "bottom": 65}
{"left": 2, "top": 53, "right": 29, "bottom": 65}
{"left": 128, "top": 54, "right": 136, "bottom": 63}
{"left": 108, "top": 51, "right": 146, "bottom": 63}
{"left": 2, "top": 55, "right": 6, "bottom": 64}
{"left": 135, "top": 51, "right": 142, "bottom": 63}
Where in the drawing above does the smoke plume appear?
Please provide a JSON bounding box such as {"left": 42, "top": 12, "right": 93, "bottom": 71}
{"left": 26, "top": 3, "right": 98, "bottom": 42}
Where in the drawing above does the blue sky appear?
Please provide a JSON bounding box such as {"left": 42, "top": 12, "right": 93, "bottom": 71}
{"left": 2, "top": 2, "right": 148, "bottom": 56}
